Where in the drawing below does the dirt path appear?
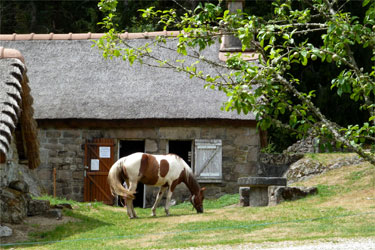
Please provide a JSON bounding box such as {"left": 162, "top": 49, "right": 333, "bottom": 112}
{"left": 174, "top": 237, "right": 375, "bottom": 250}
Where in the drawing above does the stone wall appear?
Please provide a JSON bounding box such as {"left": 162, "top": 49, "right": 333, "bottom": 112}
{"left": 36, "top": 125, "right": 260, "bottom": 204}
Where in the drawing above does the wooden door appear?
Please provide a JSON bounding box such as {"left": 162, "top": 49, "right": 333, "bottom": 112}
{"left": 84, "top": 138, "right": 115, "bottom": 204}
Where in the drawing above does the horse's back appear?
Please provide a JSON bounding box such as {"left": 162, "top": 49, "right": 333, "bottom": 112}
{"left": 120, "top": 153, "right": 189, "bottom": 186}
{"left": 118, "top": 153, "right": 144, "bottom": 180}
{"left": 153, "top": 154, "right": 187, "bottom": 178}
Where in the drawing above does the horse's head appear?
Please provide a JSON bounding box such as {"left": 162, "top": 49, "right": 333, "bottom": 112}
{"left": 190, "top": 187, "right": 206, "bottom": 213}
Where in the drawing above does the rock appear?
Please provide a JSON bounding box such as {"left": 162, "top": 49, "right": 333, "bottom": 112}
{"left": 27, "top": 199, "right": 50, "bottom": 216}
{"left": 284, "top": 135, "right": 318, "bottom": 154}
{"left": 285, "top": 158, "right": 326, "bottom": 183}
{"left": 0, "top": 225, "right": 12, "bottom": 237}
{"left": 239, "top": 187, "right": 250, "bottom": 207}
{"left": 0, "top": 187, "right": 31, "bottom": 224}
{"left": 51, "top": 203, "right": 73, "bottom": 210}
{"left": 284, "top": 155, "right": 364, "bottom": 184}
{"left": 1, "top": 163, "right": 44, "bottom": 196}
{"left": 269, "top": 186, "right": 318, "bottom": 206}
{"left": 44, "top": 209, "right": 62, "bottom": 220}
{"left": 8, "top": 180, "right": 29, "bottom": 193}
{"left": 257, "top": 153, "right": 303, "bottom": 177}
{"left": 282, "top": 186, "right": 318, "bottom": 200}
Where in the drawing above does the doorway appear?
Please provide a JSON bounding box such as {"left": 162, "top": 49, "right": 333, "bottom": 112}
{"left": 119, "top": 140, "right": 145, "bottom": 208}
{"left": 168, "top": 140, "right": 193, "bottom": 167}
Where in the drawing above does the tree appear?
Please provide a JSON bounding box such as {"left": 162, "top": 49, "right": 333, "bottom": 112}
{"left": 0, "top": 0, "right": 102, "bottom": 33}
{"left": 0, "top": 0, "right": 203, "bottom": 34}
{"left": 95, "top": 0, "right": 375, "bottom": 165}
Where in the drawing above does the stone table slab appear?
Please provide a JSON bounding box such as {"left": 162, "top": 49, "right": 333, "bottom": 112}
{"left": 238, "top": 177, "right": 287, "bottom": 187}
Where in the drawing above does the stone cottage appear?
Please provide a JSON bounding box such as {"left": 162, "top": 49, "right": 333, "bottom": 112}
{"left": 0, "top": 31, "right": 264, "bottom": 207}
{"left": 0, "top": 47, "right": 41, "bottom": 223}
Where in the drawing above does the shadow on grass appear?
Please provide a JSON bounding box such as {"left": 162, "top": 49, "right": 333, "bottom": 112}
{"left": 1, "top": 210, "right": 112, "bottom": 249}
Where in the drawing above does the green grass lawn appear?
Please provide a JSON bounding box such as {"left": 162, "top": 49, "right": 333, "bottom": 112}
{"left": 2, "top": 153, "right": 375, "bottom": 250}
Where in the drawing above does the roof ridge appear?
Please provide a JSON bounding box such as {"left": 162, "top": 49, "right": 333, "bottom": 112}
{"left": 0, "top": 31, "right": 181, "bottom": 41}
{"left": 0, "top": 47, "right": 25, "bottom": 63}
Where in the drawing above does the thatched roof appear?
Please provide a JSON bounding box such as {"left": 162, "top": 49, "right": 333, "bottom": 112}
{"left": 0, "top": 48, "right": 40, "bottom": 169}
{"left": 0, "top": 32, "right": 255, "bottom": 121}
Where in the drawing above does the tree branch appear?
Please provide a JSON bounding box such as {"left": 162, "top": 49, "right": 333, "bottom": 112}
{"left": 275, "top": 73, "right": 375, "bottom": 165}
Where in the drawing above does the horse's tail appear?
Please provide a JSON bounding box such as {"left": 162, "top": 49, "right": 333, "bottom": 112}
{"left": 108, "top": 159, "right": 135, "bottom": 199}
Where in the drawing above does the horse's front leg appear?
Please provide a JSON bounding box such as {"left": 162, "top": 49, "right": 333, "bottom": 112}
{"left": 164, "top": 189, "right": 174, "bottom": 216}
{"left": 151, "top": 186, "right": 168, "bottom": 217}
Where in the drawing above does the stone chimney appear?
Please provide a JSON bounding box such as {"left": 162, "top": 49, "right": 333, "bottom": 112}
{"left": 220, "top": 0, "right": 244, "bottom": 52}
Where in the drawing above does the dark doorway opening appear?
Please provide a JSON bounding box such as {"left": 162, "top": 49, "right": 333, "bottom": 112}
{"left": 168, "top": 140, "right": 193, "bottom": 167}
{"left": 119, "top": 140, "right": 145, "bottom": 208}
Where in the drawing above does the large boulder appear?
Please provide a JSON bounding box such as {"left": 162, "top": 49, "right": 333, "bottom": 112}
{"left": 284, "top": 158, "right": 326, "bottom": 183}
{"left": 285, "top": 155, "right": 364, "bottom": 183}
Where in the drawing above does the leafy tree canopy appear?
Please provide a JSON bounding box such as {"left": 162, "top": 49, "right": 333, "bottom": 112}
{"left": 0, "top": 0, "right": 199, "bottom": 34}
{"left": 96, "top": 0, "right": 375, "bottom": 164}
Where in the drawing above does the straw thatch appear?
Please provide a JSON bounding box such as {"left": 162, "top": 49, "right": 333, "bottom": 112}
{"left": 0, "top": 37, "right": 255, "bottom": 121}
{"left": 0, "top": 56, "right": 40, "bottom": 169}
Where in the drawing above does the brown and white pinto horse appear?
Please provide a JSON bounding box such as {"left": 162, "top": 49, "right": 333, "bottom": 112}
{"left": 108, "top": 152, "right": 205, "bottom": 218}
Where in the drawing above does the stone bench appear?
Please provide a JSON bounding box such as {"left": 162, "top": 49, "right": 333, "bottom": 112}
{"left": 238, "top": 177, "right": 287, "bottom": 207}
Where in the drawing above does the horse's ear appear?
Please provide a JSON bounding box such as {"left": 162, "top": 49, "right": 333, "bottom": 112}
{"left": 201, "top": 187, "right": 206, "bottom": 192}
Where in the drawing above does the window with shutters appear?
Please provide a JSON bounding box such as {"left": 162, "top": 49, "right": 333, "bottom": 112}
{"left": 194, "top": 139, "right": 222, "bottom": 183}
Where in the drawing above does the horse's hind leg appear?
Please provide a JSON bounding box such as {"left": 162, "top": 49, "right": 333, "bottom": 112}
{"left": 151, "top": 186, "right": 168, "bottom": 217}
{"left": 126, "top": 181, "right": 138, "bottom": 219}
{"left": 164, "top": 189, "right": 174, "bottom": 216}
{"left": 126, "top": 197, "right": 135, "bottom": 218}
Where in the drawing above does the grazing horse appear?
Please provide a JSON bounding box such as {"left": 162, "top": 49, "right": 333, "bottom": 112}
{"left": 107, "top": 152, "right": 205, "bottom": 218}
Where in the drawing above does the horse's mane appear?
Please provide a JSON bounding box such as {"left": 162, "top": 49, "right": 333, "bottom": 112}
{"left": 171, "top": 154, "right": 192, "bottom": 182}
{"left": 172, "top": 155, "right": 201, "bottom": 193}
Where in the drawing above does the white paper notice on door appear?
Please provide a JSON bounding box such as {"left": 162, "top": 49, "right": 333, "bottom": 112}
{"left": 99, "top": 146, "right": 111, "bottom": 158}
{"left": 91, "top": 159, "right": 100, "bottom": 171}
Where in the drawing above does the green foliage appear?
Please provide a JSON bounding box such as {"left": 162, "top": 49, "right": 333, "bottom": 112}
{"left": 1, "top": 1, "right": 105, "bottom": 33}
{"left": 260, "top": 142, "right": 277, "bottom": 153}
{"left": 95, "top": 0, "right": 375, "bottom": 165}
{"left": 1, "top": 0, "right": 203, "bottom": 34}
